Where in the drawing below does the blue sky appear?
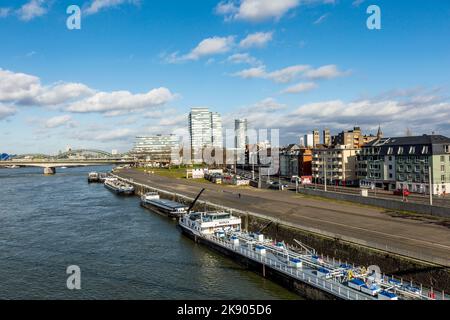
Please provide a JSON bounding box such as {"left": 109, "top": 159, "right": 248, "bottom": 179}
{"left": 0, "top": 0, "right": 449, "bottom": 154}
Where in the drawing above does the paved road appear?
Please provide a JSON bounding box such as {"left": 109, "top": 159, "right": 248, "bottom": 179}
{"left": 118, "top": 168, "right": 450, "bottom": 266}
{"left": 235, "top": 168, "right": 450, "bottom": 208}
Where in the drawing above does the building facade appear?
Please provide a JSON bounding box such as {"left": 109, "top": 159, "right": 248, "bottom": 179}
{"left": 313, "top": 129, "right": 320, "bottom": 147}
{"left": 357, "top": 135, "right": 450, "bottom": 194}
{"left": 189, "top": 107, "right": 223, "bottom": 163}
{"left": 312, "top": 145, "right": 360, "bottom": 185}
{"left": 131, "top": 134, "right": 180, "bottom": 163}
{"left": 332, "top": 126, "right": 379, "bottom": 148}
{"left": 280, "top": 145, "right": 312, "bottom": 178}
{"left": 323, "top": 128, "right": 331, "bottom": 146}
{"left": 234, "top": 119, "right": 248, "bottom": 149}
{"left": 211, "top": 112, "right": 223, "bottom": 148}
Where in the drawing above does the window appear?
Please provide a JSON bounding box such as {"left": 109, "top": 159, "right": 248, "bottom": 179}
{"left": 387, "top": 147, "right": 393, "bottom": 155}
{"left": 409, "top": 146, "right": 415, "bottom": 154}
{"left": 388, "top": 156, "right": 393, "bottom": 161}
{"left": 398, "top": 147, "right": 404, "bottom": 155}
{"left": 389, "top": 173, "right": 393, "bottom": 179}
{"left": 444, "top": 145, "right": 450, "bottom": 153}
{"left": 441, "top": 165, "right": 445, "bottom": 172}
{"left": 442, "top": 175, "right": 446, "bottom": 182}
{"left": 441, "top": 156, "right": 445, "bottom": 162}
{"left": 422, "top": 146, "right": 429, "bottom": 154}
{"left": 389, "top": 165, "right": 393, "bottom": 170}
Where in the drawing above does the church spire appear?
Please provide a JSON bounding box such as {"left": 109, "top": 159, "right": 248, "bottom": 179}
{"left": 376, "top": 124, "right": 383, "bottom": 139}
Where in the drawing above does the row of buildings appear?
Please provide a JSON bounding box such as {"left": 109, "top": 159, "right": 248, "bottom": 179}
{"left": 281, "top": 127, "right": 450, "bottom": 195}
{"left": 130, "top": 107, "right": 450, "bottom": 195}
{"left": 131, "top": 107, "right": 248, "bottom": 163}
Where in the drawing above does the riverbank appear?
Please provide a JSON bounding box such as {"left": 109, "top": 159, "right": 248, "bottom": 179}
{"left": 115, "top": 168, "right": 450, "bottom": 292}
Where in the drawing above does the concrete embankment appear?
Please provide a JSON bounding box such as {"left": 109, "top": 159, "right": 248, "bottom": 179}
{"left": 114, "top": 172, "right": 450, "bottom": 293}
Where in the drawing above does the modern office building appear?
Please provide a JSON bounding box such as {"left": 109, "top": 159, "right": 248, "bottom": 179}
{"left": 313, "top": 129, "right": 320, "bottom": 147}
{"left": 211, "top": 112, "right": 223, "bottom": 148}
{"left": 234, "top": 119, "right": 248, "bottom": 149}
{"left": 312, "top": 145, "right": 360, "bottom": 185}
{"left": 188, "top": 107, "right": 223, "bottom": 163}
{"left": 357, "top": 135, "right": 450, "bottom": 194}
{"left": 303, "top": 133, "right": 314, "bottom": 148}
{"left": 131, "top": 134, "right": 181, "bottom": 163}
{"left": 323, "top": 128, "right": 331, "bottom": 146}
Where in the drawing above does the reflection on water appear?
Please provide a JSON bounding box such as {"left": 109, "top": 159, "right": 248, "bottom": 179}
{"left": 0, "top": 166, "right": 299, "bottom": 299}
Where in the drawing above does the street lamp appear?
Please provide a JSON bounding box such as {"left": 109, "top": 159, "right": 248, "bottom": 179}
{"left": 323, "top": 152, "right": 328, "bottom": 192}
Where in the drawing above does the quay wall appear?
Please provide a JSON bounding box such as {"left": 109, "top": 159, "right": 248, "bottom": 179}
{"left": 116, "top": 175, "right": 450, "bottom": 293}
{"left": 298, "top": 188, "right": 450, "bottom": 218}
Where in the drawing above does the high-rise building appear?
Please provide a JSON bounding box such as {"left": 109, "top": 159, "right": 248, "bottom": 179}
{"left": 313, "top": 129, "right": 320, "bottom": 147}
{"left": 188, "top": 107, "right": 223, "bottom": 162}
{"left": 234, "top": 119, "right": 248, "bottom": 149}
{"left": 211, "top": 112, "right": 223, "bottom": 148}
{"left": 323, "top": 128, "right": 331, "bottom": 146}
{"left": 304, "top": 133, "right": 314, "bottom": 148}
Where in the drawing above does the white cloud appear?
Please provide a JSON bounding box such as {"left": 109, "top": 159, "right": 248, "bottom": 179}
{"left": 304, "top": 64, "right": 350, "bottom": 80}
{"left": 232, "top": 66, "right": 267, "bottom": 79}
{"left": 217, "top": 0, "right": 300, "bottom": 22}
{"left": 352, "top": 0, "right": 365, "bottom": 7}
{"left": 314, "top": 13, "right": 329, "bottom": 24}
{"left": 0, "top": 104, "right": 16, "bottom": 120}
{"left": 227, "top": 53, "right": 262, "bottom": 66}
{"left": 167, "top": 36, "right": 235, "bottom": 62}
{"left": 66, "top": 87, "right": 175, "bottom": 113}
{"left": 282, "top": 82, "right": 318, "bottom": 94}
{"left": 85, "top": 0, "right": 140, "bottom": 15}
{"left": 73, "top": 128, "right": 135, "bottom": 142}
{"left": 239, "top": 31, "right": 273, "bottom": 48}
{"left": 0, "top": 8, "right": 11, "bottom": 18}
{"left": 0, "top": 68, "right": 175, "bottom": 116}
{"left": 232, "top": 64, "right": 309, "bottom": 83}
{"left": 267, "top": 65, "right": 310, "bottom": 83}
{"left": 0, "top": 69, "right": 95, "bottom": 106}
{"left": 17, "top": 0, "right": 48, "bottom": 21}
{"left": 44, "top": 115, "right": 73, "bottom": 128}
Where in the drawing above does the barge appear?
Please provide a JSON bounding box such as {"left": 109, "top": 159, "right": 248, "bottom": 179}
{"left": 140, "top": 192, "right": 188, "bottom": 218}
{"left": 104, "top": 177, "right": 134, "bottom": 195}
{"left": 177, "top": 189, "right": 444, "bottom": 300}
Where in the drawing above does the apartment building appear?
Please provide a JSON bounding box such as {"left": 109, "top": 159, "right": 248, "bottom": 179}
{"left": 312, "top": 145, "right": 360, "bottom": 185}
{"left": 357, "top": 135, "right": 450, "bottom": 194}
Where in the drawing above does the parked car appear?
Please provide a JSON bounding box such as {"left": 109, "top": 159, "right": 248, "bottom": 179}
{"left": 393, "top": 189, "right": 410, "bottom": 196}
{"left": 269, "top": 181, "right": 288, "bottom": 190}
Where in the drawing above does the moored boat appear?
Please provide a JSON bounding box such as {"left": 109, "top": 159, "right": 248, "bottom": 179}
{"left": 104, "top": 177, "right": 134, "bottom": 195}
{"left": 141, "top": 192, "right": 188, "bottom": 218}
{"left": 88, "top": 172, "right": 99, "bottom": 183}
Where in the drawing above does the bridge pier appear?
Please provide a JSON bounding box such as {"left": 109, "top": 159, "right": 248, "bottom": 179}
{"left": 44, "top": 167, "right": 56, "bottom": 175}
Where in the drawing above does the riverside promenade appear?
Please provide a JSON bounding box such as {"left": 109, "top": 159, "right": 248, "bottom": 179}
{"left": 117, "top": 168, "right": 450, "bottom": 267}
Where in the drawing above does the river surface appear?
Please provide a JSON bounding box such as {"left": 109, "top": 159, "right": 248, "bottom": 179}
{"left": 0, "top": 166, "right": 298, "bottom": 299}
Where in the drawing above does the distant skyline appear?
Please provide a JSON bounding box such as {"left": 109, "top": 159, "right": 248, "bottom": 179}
{"left": 1, "top": 0, "right": 449, "bottom": 154}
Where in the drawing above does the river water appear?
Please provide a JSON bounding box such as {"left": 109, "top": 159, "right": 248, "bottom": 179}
{"left": 0, "top": 166, "right": 298, "bottom": 299}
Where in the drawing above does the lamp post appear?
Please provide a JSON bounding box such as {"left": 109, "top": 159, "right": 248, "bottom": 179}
{"left": 323, "top": 152, "right": 328, "bottom": 192}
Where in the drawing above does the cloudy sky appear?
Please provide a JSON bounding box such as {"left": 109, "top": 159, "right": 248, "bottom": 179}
{"left": 0, "top": 0, "right": 449, "bottom": 154}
